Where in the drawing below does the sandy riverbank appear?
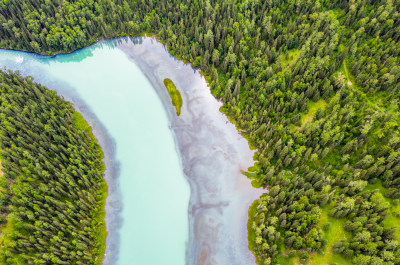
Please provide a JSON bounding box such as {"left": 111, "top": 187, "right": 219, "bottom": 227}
{"left": 117, "top": 36, "right": 264, "bottom": 265}
{"left": 0, "top": 37, "right": 265, "bottom": 264}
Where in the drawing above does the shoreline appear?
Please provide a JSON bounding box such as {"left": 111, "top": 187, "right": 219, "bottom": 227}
{"left": 68, "top": 99, "right": 122, "bottom": 265}
{"left": 8, "top": 63, "right": 123, "bottom": 264}
{"left": 0, "top": 68, "right": 120, "bottom": 264}
{"left": 71, "top": 111, "right": 108, "bottom": 264}
{"left": 0, "top": 33, "right": 154, "bottom": 59}
{"left": 0, "top": 36, "right": 265, "bottom": 265}
{"left": 118, "top": 37, "right": 264, "bottom": 264}
{"left": 39, "top": 79, "right": 123, "bottom": 264}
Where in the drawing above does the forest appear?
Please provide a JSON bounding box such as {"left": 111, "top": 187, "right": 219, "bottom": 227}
{"left": 0, "top": 0, "right": 400, "bottom": 264}
{"left": 0, "top": 70, "right": 107, "bottom": 264}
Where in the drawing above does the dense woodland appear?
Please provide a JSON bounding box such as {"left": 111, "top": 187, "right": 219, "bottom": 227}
{"left": 0, "top": 0, "right": 400, "bottom": 264}
{"left": 0, "top": 70, "right": 106, "bottom": 264}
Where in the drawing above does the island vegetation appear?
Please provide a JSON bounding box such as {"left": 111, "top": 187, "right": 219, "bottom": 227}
{"left": 0, "top": 70, "right": 106, "bottom": 264}
{"left": 0, "top": 0, "right": 400, "bottom": 264}
{"left": 163, "top": 78, "right": 182, "bottom": 116}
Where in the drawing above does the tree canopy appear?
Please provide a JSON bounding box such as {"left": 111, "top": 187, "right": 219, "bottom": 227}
{"left": 0, "top": 70, "right": 106, "bottom": 264}
{"left": 1, "top": 0, "right": 400, "bottom": 264}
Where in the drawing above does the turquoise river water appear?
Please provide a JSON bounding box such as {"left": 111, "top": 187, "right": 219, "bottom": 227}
{"left": 0, "top": 40, "right": 190, "bottom": 265}
{"left": 0, "top": 37, "right": 263, "bottom": 265}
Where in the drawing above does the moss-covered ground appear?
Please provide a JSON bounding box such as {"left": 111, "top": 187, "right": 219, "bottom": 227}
{"left": 163, "top": 78, "right": 183, "bottom": 116}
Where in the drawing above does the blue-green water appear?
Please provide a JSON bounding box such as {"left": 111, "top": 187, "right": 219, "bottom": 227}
{"left": 0, "top": 40, "right": 190, "bottom": 265}
{"left": 0, "top": 37, "right": 262, "bottom": 265}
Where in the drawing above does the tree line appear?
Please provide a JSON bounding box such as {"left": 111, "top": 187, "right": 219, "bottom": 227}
{"left": 0, "top": 0, "right": 400, "bottom": 264}
{"left": 0, "top": 70, "right": 106, "bottom": 264}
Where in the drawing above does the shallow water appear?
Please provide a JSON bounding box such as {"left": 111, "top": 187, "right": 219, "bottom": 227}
{"left": 0, "top": 37, "right": 263, "bottom": 265}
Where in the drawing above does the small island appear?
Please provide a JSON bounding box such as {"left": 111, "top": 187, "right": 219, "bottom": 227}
{"left": 163, "top": 78, "right": 182, "bottom": 116}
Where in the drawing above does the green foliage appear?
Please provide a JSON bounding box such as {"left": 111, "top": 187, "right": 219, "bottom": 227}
{"left": 299, "top": 99, "right": 328, "bottom": 128}
{"left": 310, "top": 203, "right": 351, "bottom": 265}
{"left": 0, "top": 71, "right": 106, "bottom": 264}
{"left": 248, "top": 198, "right": 263, "bottom": 265}
{"left": 0, "top": 0, "right": 400, "bottom": 264}
{"left": 163, "top": 78, "right": 182, "bottom": 116}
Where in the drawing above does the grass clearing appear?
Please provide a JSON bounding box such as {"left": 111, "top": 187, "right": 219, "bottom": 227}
{"left": 163, "top": 78, "right": 183, "bottom": 116}
{"left": 309, "top": 202, "right": 351, "bottom": 265}
{"left": 341, "top": 59, "right": 385, "bottom": 108}
{"left": 276, "top": 255, "right": 299, "bottom": 265}
{"left": 343, "top": 60, "right": 352, "bottom": 85}
{"left": 365, "top": 181, "right": 400, "bottom": 240}
{"left": 299, "top": 99, "right": 328, "bottom": 127}
{"left": 282, "top": 49, "right": 300, "bottom": 69}
{"left": 0, "top": 216, "right": 14, "bottom": 249}
{"left": 337, "top": 59, "right": 354, "bottom": 88}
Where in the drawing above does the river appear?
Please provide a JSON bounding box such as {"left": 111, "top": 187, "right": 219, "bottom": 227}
{"left": 0, "top": 36, "right": 263, "bottom": 265}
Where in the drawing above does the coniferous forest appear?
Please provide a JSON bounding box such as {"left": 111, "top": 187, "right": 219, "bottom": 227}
{"left": 0, "top": 0, "right": 400, "bottom": 264}
{"left": 0, "top": 70, "right": 106, "bottom": 264}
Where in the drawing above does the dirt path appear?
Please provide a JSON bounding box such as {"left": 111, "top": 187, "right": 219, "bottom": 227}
{"left": 343, "top": 60, "right": 352, "bottom": 86}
